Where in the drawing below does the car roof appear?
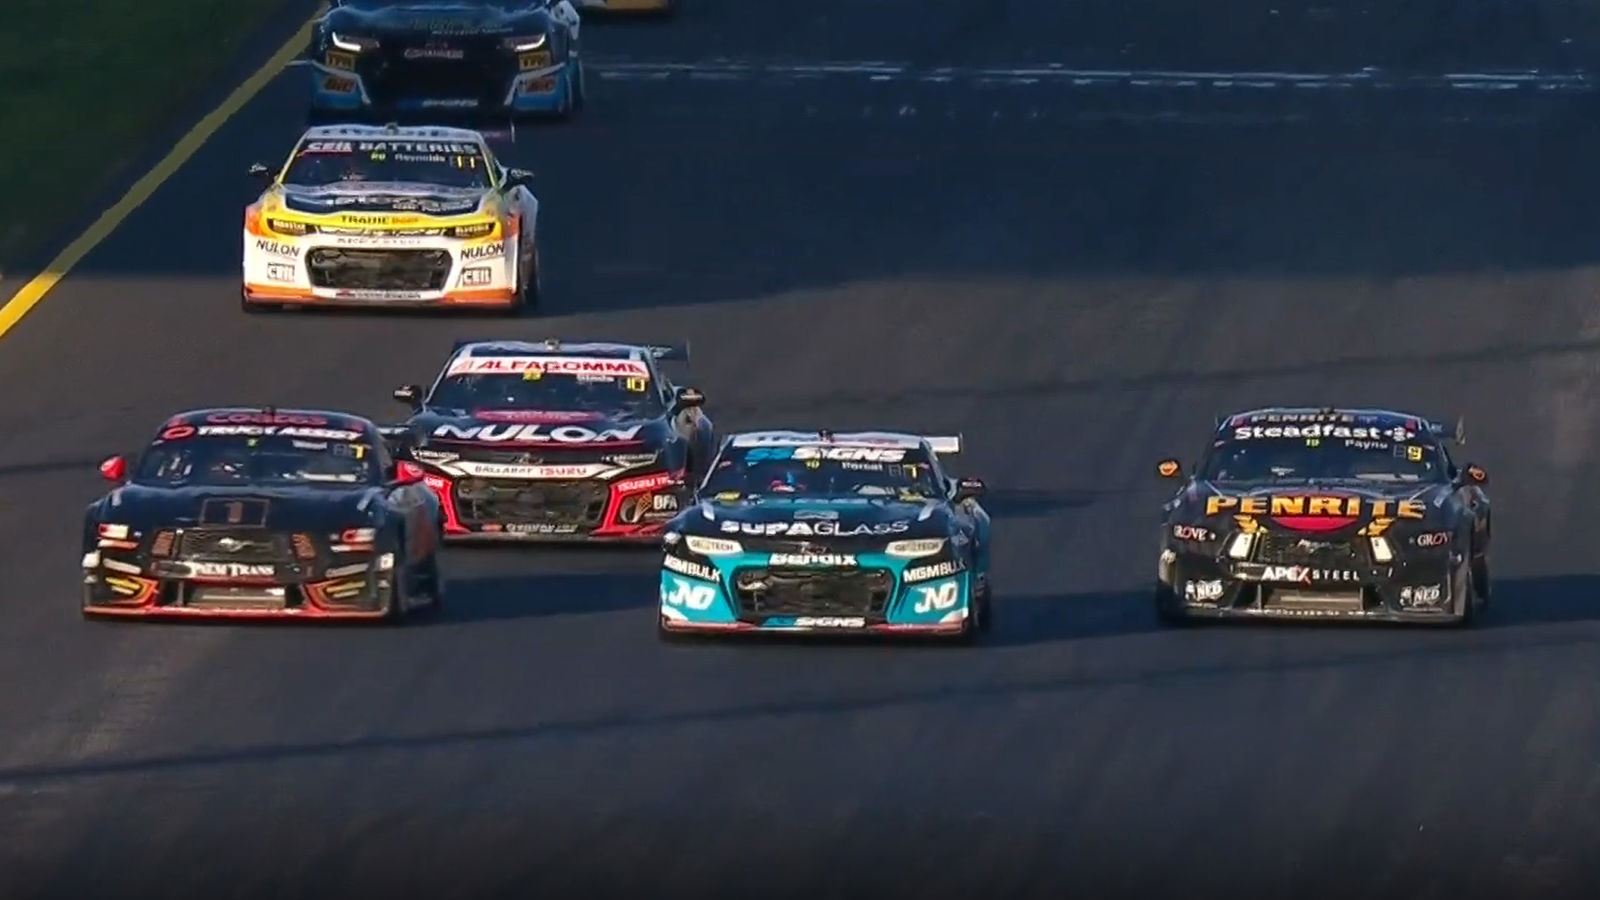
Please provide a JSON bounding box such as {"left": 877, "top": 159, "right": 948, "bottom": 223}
{"left": 162, "top": 407, "right": 376, "bottom": 432}
{"left": 298, "top": 123, "right": 487, "bottom": 144}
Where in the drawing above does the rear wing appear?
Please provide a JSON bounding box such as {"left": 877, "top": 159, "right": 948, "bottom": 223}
{"left": 923, "top": 435, "right": 961, "bottom": 455}
{"left": 449, "top": 338, "right": 690, "bottom": 362}
{"left": 642, "top": 343, "right": 690, "bottom": 362}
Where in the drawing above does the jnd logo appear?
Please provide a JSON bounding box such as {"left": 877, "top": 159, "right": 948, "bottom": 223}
{"left": 663, "top": 577, "right": 715, "bottom": 611}
{"left": 912, "top": 582, "right": 959, "bottom": 614}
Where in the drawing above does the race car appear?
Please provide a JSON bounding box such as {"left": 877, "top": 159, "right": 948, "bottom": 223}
{"left": 308, "top": 0, "right": 585, "bottom": 118}
{"left": 574, "top": 0, "right": 675, "bottom": 15}
{"left": 1154, "top": 407, "right": 1492, "bottom": 626}
{"left": 81, "top": 408, "right": 444, "bottom": 621}
{"left": 242, "top": 123, "right": 541, "bottom": 312}
{"left": 657, "top": 430, "right": 993, "bottom": 641}
{"left": 385, "top": 338, "right": 716, "bottom": 542}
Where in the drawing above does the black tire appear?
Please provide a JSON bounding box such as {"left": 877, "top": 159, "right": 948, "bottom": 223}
{"left": 417, "top": 548, "right": 445, "bottom": 614}
{"left": 974, "top": 574, "right": 993, "bottom": 634}
{"left": 1446, "top": 563, "right": 1476, "bottom": 628}
{"left": 518, "top": 236, "right": 542, "bottom": 313}
{"left": 383, "top": 535, "right": 410, "bottom": 624}
{"left": 570, "top": 56, "right": 587, "bottom": 112}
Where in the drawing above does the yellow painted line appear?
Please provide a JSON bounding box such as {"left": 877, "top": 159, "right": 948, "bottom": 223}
{"left": 0, "top": 5, "right": 327, "bottom": 342}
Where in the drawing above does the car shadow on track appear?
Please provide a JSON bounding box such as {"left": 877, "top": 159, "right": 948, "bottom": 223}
{"left": 986, "top": 572, "right": 1600, "bottom": 646}
{"left": 436, "top": 570, "right": 656, "bottom": 623}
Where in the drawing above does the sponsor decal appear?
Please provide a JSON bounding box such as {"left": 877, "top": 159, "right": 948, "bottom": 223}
{"left": 769, "top": 553, "right": 857, "bottom": 567}
{"left": 1399, "top": 584, "right": 1445, "bottom": 607}
{"left": 419, "top": 99, "right": 480, "bottom": 108}
{"left": 616, "top": 473, "right": 675, "bottom": 494}
{"left": 662, "top": 576, "right": 717, "bottom": 610}
{"left": 792, "top": 510, "right": 839, "bottom": 520}
{"left": 196, "top": 425, "right": 363, "bottom": 441}
{"left": 912, "top": 582, "right": 960, "bottom": 614}
{"left": 904, "top": 560, "right": 963, "bottom": 583}
{"left": 663, "top": 555, "right": 717, "bottom": 581}
{"left": 745, "top": 446, "right": 908, "bottom": 463}
{"left": 1204, "top": 493, "right": 1425, "bottom": 531}
{"left": 206, "top": 412, "right": 329, "bottom": 426}
{"left": 1415, "top": 531, "right": 1450, "bottom": 548}
{"left": 254, "top": 239, "right": 297, "bottom": 257}
{"left": 618, "top": 492, "right": 676, "bottom": 524}
{"left": 505, "top": 522, "right": 579, "bottom": 535}
{"left": 404, "top": 46, "right": 465, "bottom": 60}
{"left": 1256, "top": 565, "right": 1361, "bottom": 585}
{"left": 459, "top": 267, "right": 492, "bottom": 286}
{"left": 471, "top": 409, "right": 606, "bottom": 424}
{"left": 332, "top": 289, "right": 427, "bottom": 299}
{"left": 446, "top": 356, "right": 652, "bottom": 378}
{"left": 331, "top": 235, "right": 433, "bottom": 247}
{"left": 1184, "top": 579, "right": 1225, "bottom": 601}
{"left": 461, "top": 242, "right": 504, "bottom": 260}
{"left": 718, "top": 520, "right": 912, "bottom": 537}
{"left": 792, "top": 617, "right": 866, "bottom": 628}
{"left": 451, "top": 462, "right": 610, "bottom": 480}
{"left": 1231, "top": 424, "right": 1417, "bottom": 442}
{"left": 266, "top": 263, "right": 295, "bottom": 282}
{"left": 1170, "top": 523, "right": 1214, "bottom": 542}
{"left": 187, "top": 562, "right": 275, "bottom": 579}
{"left": 432, "top": 423, "right": 643, "bottom": 444}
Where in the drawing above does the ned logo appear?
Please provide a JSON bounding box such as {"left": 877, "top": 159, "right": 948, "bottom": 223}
{"left": 912, "top": 582, "right": 960, "bottom": 614}
{"left": 663, "top": 577, "right": 715, "bottom": 611}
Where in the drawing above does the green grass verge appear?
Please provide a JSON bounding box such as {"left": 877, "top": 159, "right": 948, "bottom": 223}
{"left": 0, "top": 0, "right": 298, "bottom": 273}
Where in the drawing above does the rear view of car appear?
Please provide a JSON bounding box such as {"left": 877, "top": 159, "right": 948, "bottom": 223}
{"left": 657, "top": 431, "right": 993, "bottom": 641}
{"left": 81, "top": 408, "right": 444, "bottom": 621}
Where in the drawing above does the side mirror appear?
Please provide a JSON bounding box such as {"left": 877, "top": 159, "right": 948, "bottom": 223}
{"left": 393, "top": 384, "right": 423, "bottom": 408}
{"left": 1156, "top": 458, "right": 1183, "bottom": 479}
{"left": 1460, "top": 463, "right": 1488, "bottom": 486}
{"left": 99, "top": 455, "right": 128, "bottom": 483}
{"left": 674, "top": 386, "right": 706, "bottom": 409}
{"left": 390, "top": 460, "right": 426, "bottom": 486}
{"left": 248, "top": 162, "right": 272, "bottom": 180}
{"left": 505, "top": 168, "right": 534, "bottom": 187}
{"left": 951, "top": 476, "right": 985, "bottom": 502}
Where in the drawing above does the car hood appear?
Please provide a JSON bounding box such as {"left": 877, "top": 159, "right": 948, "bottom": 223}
{"left": 688, "top": 496, "right": 949, "bottom": 539}
{"left": 274, "top": 183, "right": 489, "bottom": 217}
{"left": 101, "top": 485, "right": 383, "bottom": 533}
{"left": 1181, "top": 480, "right": 1451, "bottom": 532}
{"left": 327, "top": 3, "right": 547, "bottom": 36}
{"left": 406, "top": 409, "right": 671, "bottom": 456}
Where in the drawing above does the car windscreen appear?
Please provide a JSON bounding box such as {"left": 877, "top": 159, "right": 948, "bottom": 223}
{"left": 281, "top": 139, "right": 491, "bottom": 189}
{"left": 1198, "top": 433, "right": 1449, "bottom": 484}
{"left": 703, "top": 445, "right": 943, "bottom": 499}
{"left": 136, "top": 427, "right": 380, "bottom": 487}
{"left": 427, "top": 354, "right": 666, "bottom": 415}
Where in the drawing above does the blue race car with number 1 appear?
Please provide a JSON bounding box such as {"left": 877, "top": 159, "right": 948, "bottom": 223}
{"left": 657, "top": 430, "right": 992, "bottom": 642}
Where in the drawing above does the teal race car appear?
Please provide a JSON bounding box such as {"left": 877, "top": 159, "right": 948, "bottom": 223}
{"left": 656, "top": 430, "right": 992, "bottom": 642}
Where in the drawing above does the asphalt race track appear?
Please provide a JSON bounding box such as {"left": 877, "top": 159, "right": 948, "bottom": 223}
{"left": 4, "top": 1, "right": 1600, "bottom": 897}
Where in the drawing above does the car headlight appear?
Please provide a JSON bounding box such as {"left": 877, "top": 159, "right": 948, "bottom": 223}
{"left": 1225, "top": 532, "right": 1256, "bottom": 560}
{"left": 338, "top": 528, "right": 377, "bottom": 544}
{"left": 266, "top": 218, "right": 310, "bottom": 236}
{"left": 685, "top": 536, "right": 741, "bottom": 556}
{"left": 330, "top": 31, "right": 379, "bottom": 53}
{"left": 504, "top": 34, "right": 547, "bottom": 51}
{"left": 885, "top": 538, "right": 946, "bottom": 558}
{"left": 450, "top": 221, "right": 496, "bottom": 239}
{"left": 1369, "top": 536, "right": 1395, "bottom": 563}
{"left": 96, "top": 523, "right": 131, "bottom": 540}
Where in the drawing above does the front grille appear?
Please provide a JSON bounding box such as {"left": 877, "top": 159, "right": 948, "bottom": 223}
{"left": 453, "top": 478, "right": 608, "bottom": 528}
{"left": 730, "top": 567, "right": 894, "bottom": 620}
{"left": 1254, "top": 531, "right": 1365, "bottom": 568}
{"left": 178, "top": 529, "right": 293, "bottom": 564}
{"left": 366, "top": 41, "right": 509, "bottom": 103}
{"left": 306, "top": 248, "right": 451, "bottom": 291}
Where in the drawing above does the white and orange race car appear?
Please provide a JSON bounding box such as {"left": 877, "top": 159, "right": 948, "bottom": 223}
{"left": 241, "top": 123, "right": 541, "bottom": 313}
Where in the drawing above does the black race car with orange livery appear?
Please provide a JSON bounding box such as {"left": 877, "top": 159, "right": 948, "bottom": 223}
{"left": 1154, "top": 407, "right": 1492, "bottom": 626}
{"left": 385, "top": 338, "right": 716, "bottom": 542}
{"left": 82, "top": 408, "right": 444, "bottom": 621}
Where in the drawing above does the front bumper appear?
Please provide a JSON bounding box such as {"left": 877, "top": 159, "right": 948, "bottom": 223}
{"left": 242, "top": 231, "right": 518, "bottom": 308}
{"left": 81, "top": 549, "right": 400, "bottom": 620}
{"left": 308, "top": 49, "right": 571, "bottom": 114}
{"left": 417, "top": 467, "right": 684, "bottom": 543}
{"left": 658, "top": 550, "right": 973, "bottom": 636}
{"left": 1158, "top": 544, "right": 1464, "bottom": 623}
